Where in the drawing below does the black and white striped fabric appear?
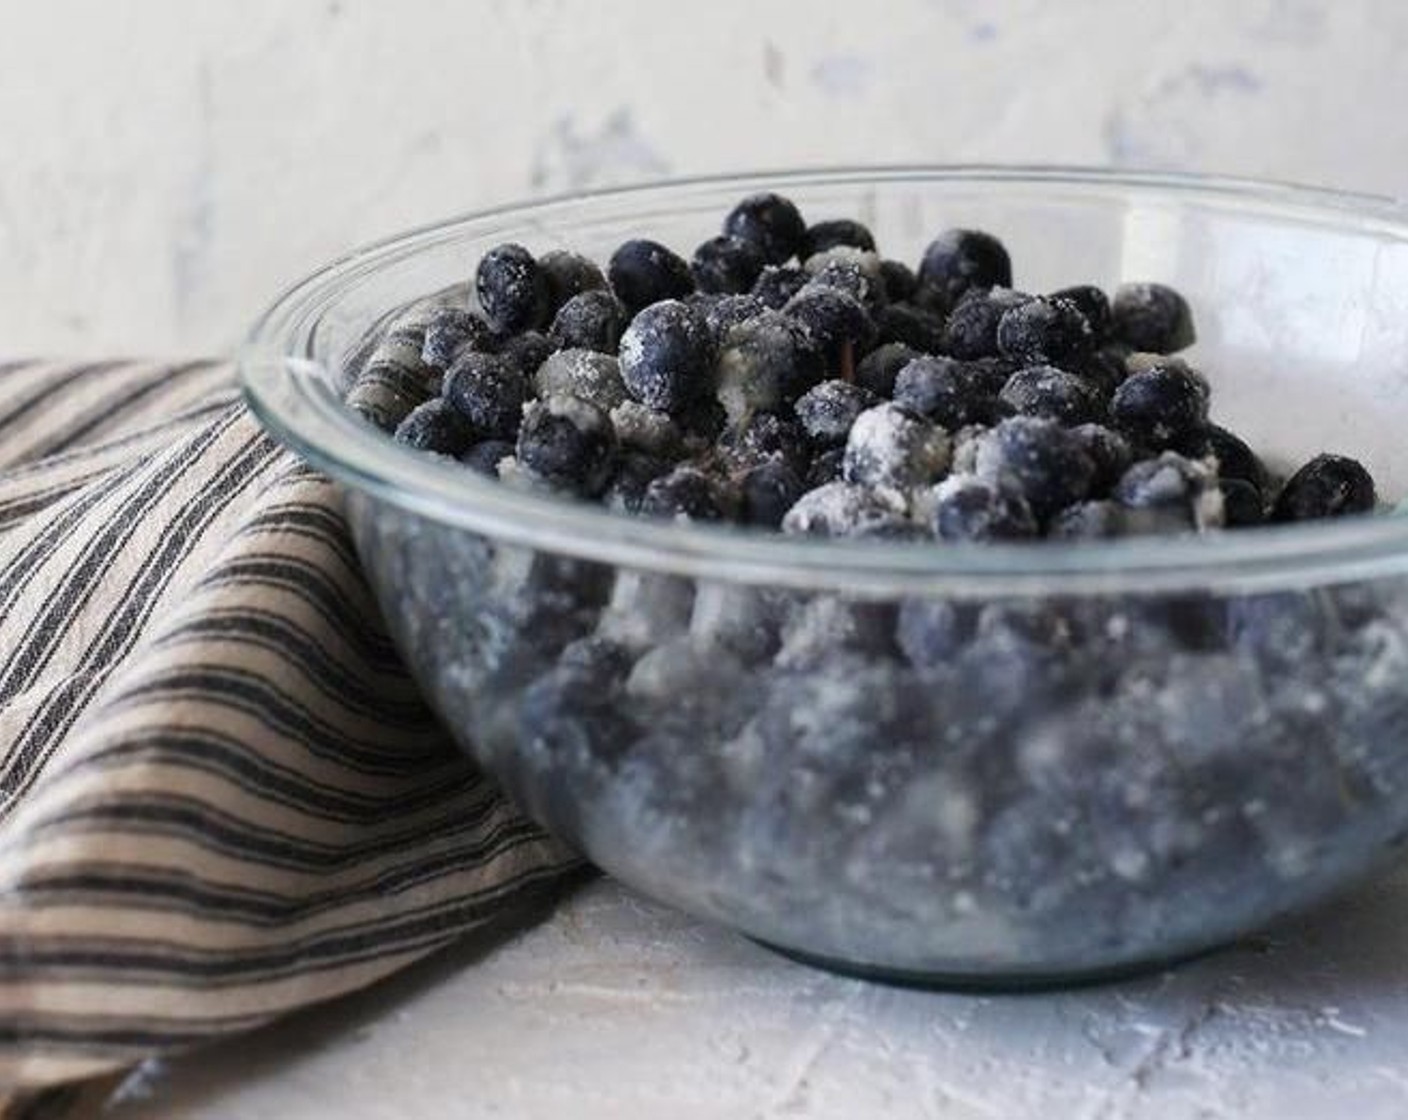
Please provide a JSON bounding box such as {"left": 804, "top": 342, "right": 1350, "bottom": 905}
{"left": 0, "top": 362, "right": 582, "bottom": 1095}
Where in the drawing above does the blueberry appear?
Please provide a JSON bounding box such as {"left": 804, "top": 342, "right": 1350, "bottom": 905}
{"left": 559, "top": 634, "right": 635, "bottom": 680}
{"left": 998, "top": 364, "right": 1103, "bottom": 425}
{"left": 875, "top": 303, "right": 946, "bottom": 353}
{"left": 421, "top": 307, "right": 492, "bottom": 370}
{"left": 804, "top": 218, "right": 876, "bottom": 256}
{"left": 619, "top": 299, "right": 717, "bottom": 413}
{"left": 1048, "top": 500, "right": 1128, "bottom": 539}
{"left": 776, "top": 599, "right": 900, "bottom": 669}
{"left": 751, "top": 265, "right": 810, "bottom": 309}
{"left": 781, "top": 480, "right": 909, "bottom": 537}
{"left": 604, "top": 451, "right": 674, "bottom": 512}
{"left": 462, "top": 438, "right": 515, "bottom": 476}
{"left": 918, "top": 229, "right": 1013, "bottom": 302}
{"left": 806, "top": 447, "right": 846, "bottom": 488}
{"left": 804, "top": 249, "right": 886, "bottom": 310}
{"left": 1111, "top": 282, "right": 1196, "bottom": 353}
{"left": 722, "top": 410, "right": 813, "bottom": 475}
{"left": 961, "top": 356, "right": 1021, "bottom": 400}
{"left": 892, "top": 356, "right": 982, "bottom": 431}
{"left": 1114, "top": 451, "right": 1224, "bottom": 530}
{"left": 684, "top": 291, "right": 724, "bottom": 318}
{"left": 534, "top": 348, "right": 629, "bottom": 413}
{"left": 1220, "top": 477, "right": 1265, "bottom": 526}
{"left": 1069, "top": 423, "right": 1133, "bottom": 495}
{"left": 1109, "top": 363, "right": 1209, "bottom": 448}
{"left": 932, "top": 474, "right": 1039, "bottom": 541}
{"left": 1272, "top": 453, "right": 1377, "bottom": 522}
{"left": 691, "top": 234, "right": 768, "bottom": 295}
{"left": 676, "top": 396, "right": 729, "bottom": 444}
{"left": 855, "top": 342, "right": 921, "bottom": 397}
{"left": 608, "top": 239, "right": 695, "bottom": 315}
{"left": 723, "top": 192, "right": 808, "bottom": 265}
{"left": 975, "top": 416, "right": 1096, "bottom": 522}
{"left": 1050, "top": 285, "right": 1111, "bottom": 341}
{"left": 1181, "top": 423, "right": 1267, "bottom": 491}
{"left": 850, "top": 519, "right": 933, "bottom": 542}
{"left": 497, "top": 330, "right": 557, "bottom": 379}
{"left": 958, "top": 605, "right": 1073, "bottom": 715}
{"left": 795, "top": 379, "right": 881, "bottom": 449}
{"left": 879, "top": 259, "right": 920, "bottom": 303}
{"left": 976, "top": 601, "right": 1072, "bottom": 648}
{"left": 1226, "top": 591, "right": 1337, "bottom": 669}
{"left": 783, "top": 287, "right": 876, "bottom": 378}
{"left": 515, "top": 394, "right": 618, "bottom": 496}
{"left": 688, "top": 583, "right": 785, "bottom": 662}
{"left": 609, "top": 399, "right": 682, "bottom": 458}
{"left": 639, "top": 465, "right": 727, "bottom": 521}
{"left": 896, "top": 599, "right": 973, "bottom": 668}
{"left": 1069, "top": 346, "right": 1128, "bottom": 400}
{"left": 444, "top": 351, "right": 527, "bottom": 439}
{"left": 949, "top": 423, "right": 990, "bottom": 474}
{"left": 393, "top": 398, "right": 476, "bottom": 456}
{"left": 740, "top": 459, "right": 806, "bottom": 527}
{"left": 538, "top": 249, "right": 609, "bottom": 312}
{"left": 943, "top": 287, "right": 1031, "bottom": 360}
{"left": 715, "top": 310, "right": 824, "bottom": 424}
{"left": 910, "top": 280, "right": 952, "bottom": 317}
{"left": 996, "top": 297, "right": 1094, "bottom": 363}
{"left": 549, "top": 290, "right": 629, "bottom": 353}
{"left": 476, "top": 243, "right": 550, "bottom": 333}
{"left": 513, "top": 658, "right": 635, "bottom": 826}
{"left": 703, "top": 294, "right": 768, "bottom": 339}
{"left": 843, "top": 403, "right": 951, "bottom": 489}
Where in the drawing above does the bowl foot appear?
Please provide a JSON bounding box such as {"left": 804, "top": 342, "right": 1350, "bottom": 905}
{"left": 747, "top": 937, "right": 1231, "bottom": 993}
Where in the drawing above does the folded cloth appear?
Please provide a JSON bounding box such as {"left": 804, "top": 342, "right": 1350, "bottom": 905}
{"left": 0, "top": 362, "right": 582, "bottom": 1093}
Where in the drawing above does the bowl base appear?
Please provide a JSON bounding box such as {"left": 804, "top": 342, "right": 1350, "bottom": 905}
{"left": 748, "top": 937, "right": 1231, "bottom": 993}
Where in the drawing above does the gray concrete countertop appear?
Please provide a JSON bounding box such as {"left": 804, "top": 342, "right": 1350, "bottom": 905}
{"left": 105, "top": 865, "right": 1408, "bottom": 1118}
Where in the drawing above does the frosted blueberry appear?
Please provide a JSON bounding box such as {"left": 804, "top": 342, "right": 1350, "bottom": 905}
{"left": 843, "top": 403, "right": 951, "bottom": 490}
{"left": 534, "top": 348, "right": 629, "bottom": 413}
{"left": 619, "top": 300, "right": 717, "bottom": 413}
{"left": 477, "top": 243, "right": 550, "bottom": 333}
{"left": 795, "top": 379, "right": 881, "bottom": 449}
{"left": 781, "top": 481, "right": 909, "bottom": 537}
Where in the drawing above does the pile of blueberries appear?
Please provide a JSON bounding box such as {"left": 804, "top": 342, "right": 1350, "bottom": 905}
{"left": 350, "top": 190, "right": 1378, "bottom": 541}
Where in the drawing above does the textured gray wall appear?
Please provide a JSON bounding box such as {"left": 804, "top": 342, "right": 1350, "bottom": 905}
{"left": 2, "top": 0, "right": 1405, "bottom": 355}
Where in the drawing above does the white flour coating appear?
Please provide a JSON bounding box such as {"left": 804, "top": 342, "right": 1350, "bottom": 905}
{"left": 609, "top": 400, "right": 680, "bottom": 458}
{"left": 535, "top": 348, "right": 628, "bottom": 412}
{"left": 690, "top": 582, "right": 783, "bottom": 662}
{"left": 803, "top": 246, "right": 883, "bottom": 279}
{"left": 843, "top": 403, "right": 951, "bottom": 489}
{"left": 1118, "top": 450, "right": 1226, "bottom": 530}
{"left": 795, "top": 379, "right": 877, "bottom": 448}
{"left": 776, "top": 596, "right": 893, "bottom": 669}
{"left": 949, "top": 423, "right": 990, "bottom": 475}
{"left": 803, "top": 247, "right": 885, "bottom": 305}
{"left": 780, "top": 480, "right": 908, "bottom": 537}
{"left": 714, "top": 312, "right": 816, "bottom": 426}
{"left": 596, "top": 571, "right": 695, "bottom": 650}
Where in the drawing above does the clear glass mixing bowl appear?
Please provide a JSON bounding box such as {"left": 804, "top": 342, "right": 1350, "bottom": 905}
{"left": 242, "top": 167, "right": 1408, "bottom": 985}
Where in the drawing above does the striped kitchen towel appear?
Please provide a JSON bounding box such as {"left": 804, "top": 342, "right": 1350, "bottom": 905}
{"left": 0, "top": 361, "right": 583, "bottom": 1099}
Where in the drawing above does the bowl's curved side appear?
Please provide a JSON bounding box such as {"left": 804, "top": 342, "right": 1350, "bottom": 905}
{"left": 347, "top": 488, "right": 1408, "bottom": 979}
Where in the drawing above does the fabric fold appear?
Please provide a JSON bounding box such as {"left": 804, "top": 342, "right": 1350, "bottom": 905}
{"left": 0, "top": 362, "right": 581, "bottom": 1091}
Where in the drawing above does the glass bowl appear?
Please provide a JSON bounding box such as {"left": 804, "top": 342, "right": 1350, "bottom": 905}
{"left": 242, "top": 167, "right": 1408, "bottom": 986}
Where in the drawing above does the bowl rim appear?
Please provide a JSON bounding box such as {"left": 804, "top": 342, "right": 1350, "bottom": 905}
{"left": 240, "top": 164, "right": 1408, "bottom": 597}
